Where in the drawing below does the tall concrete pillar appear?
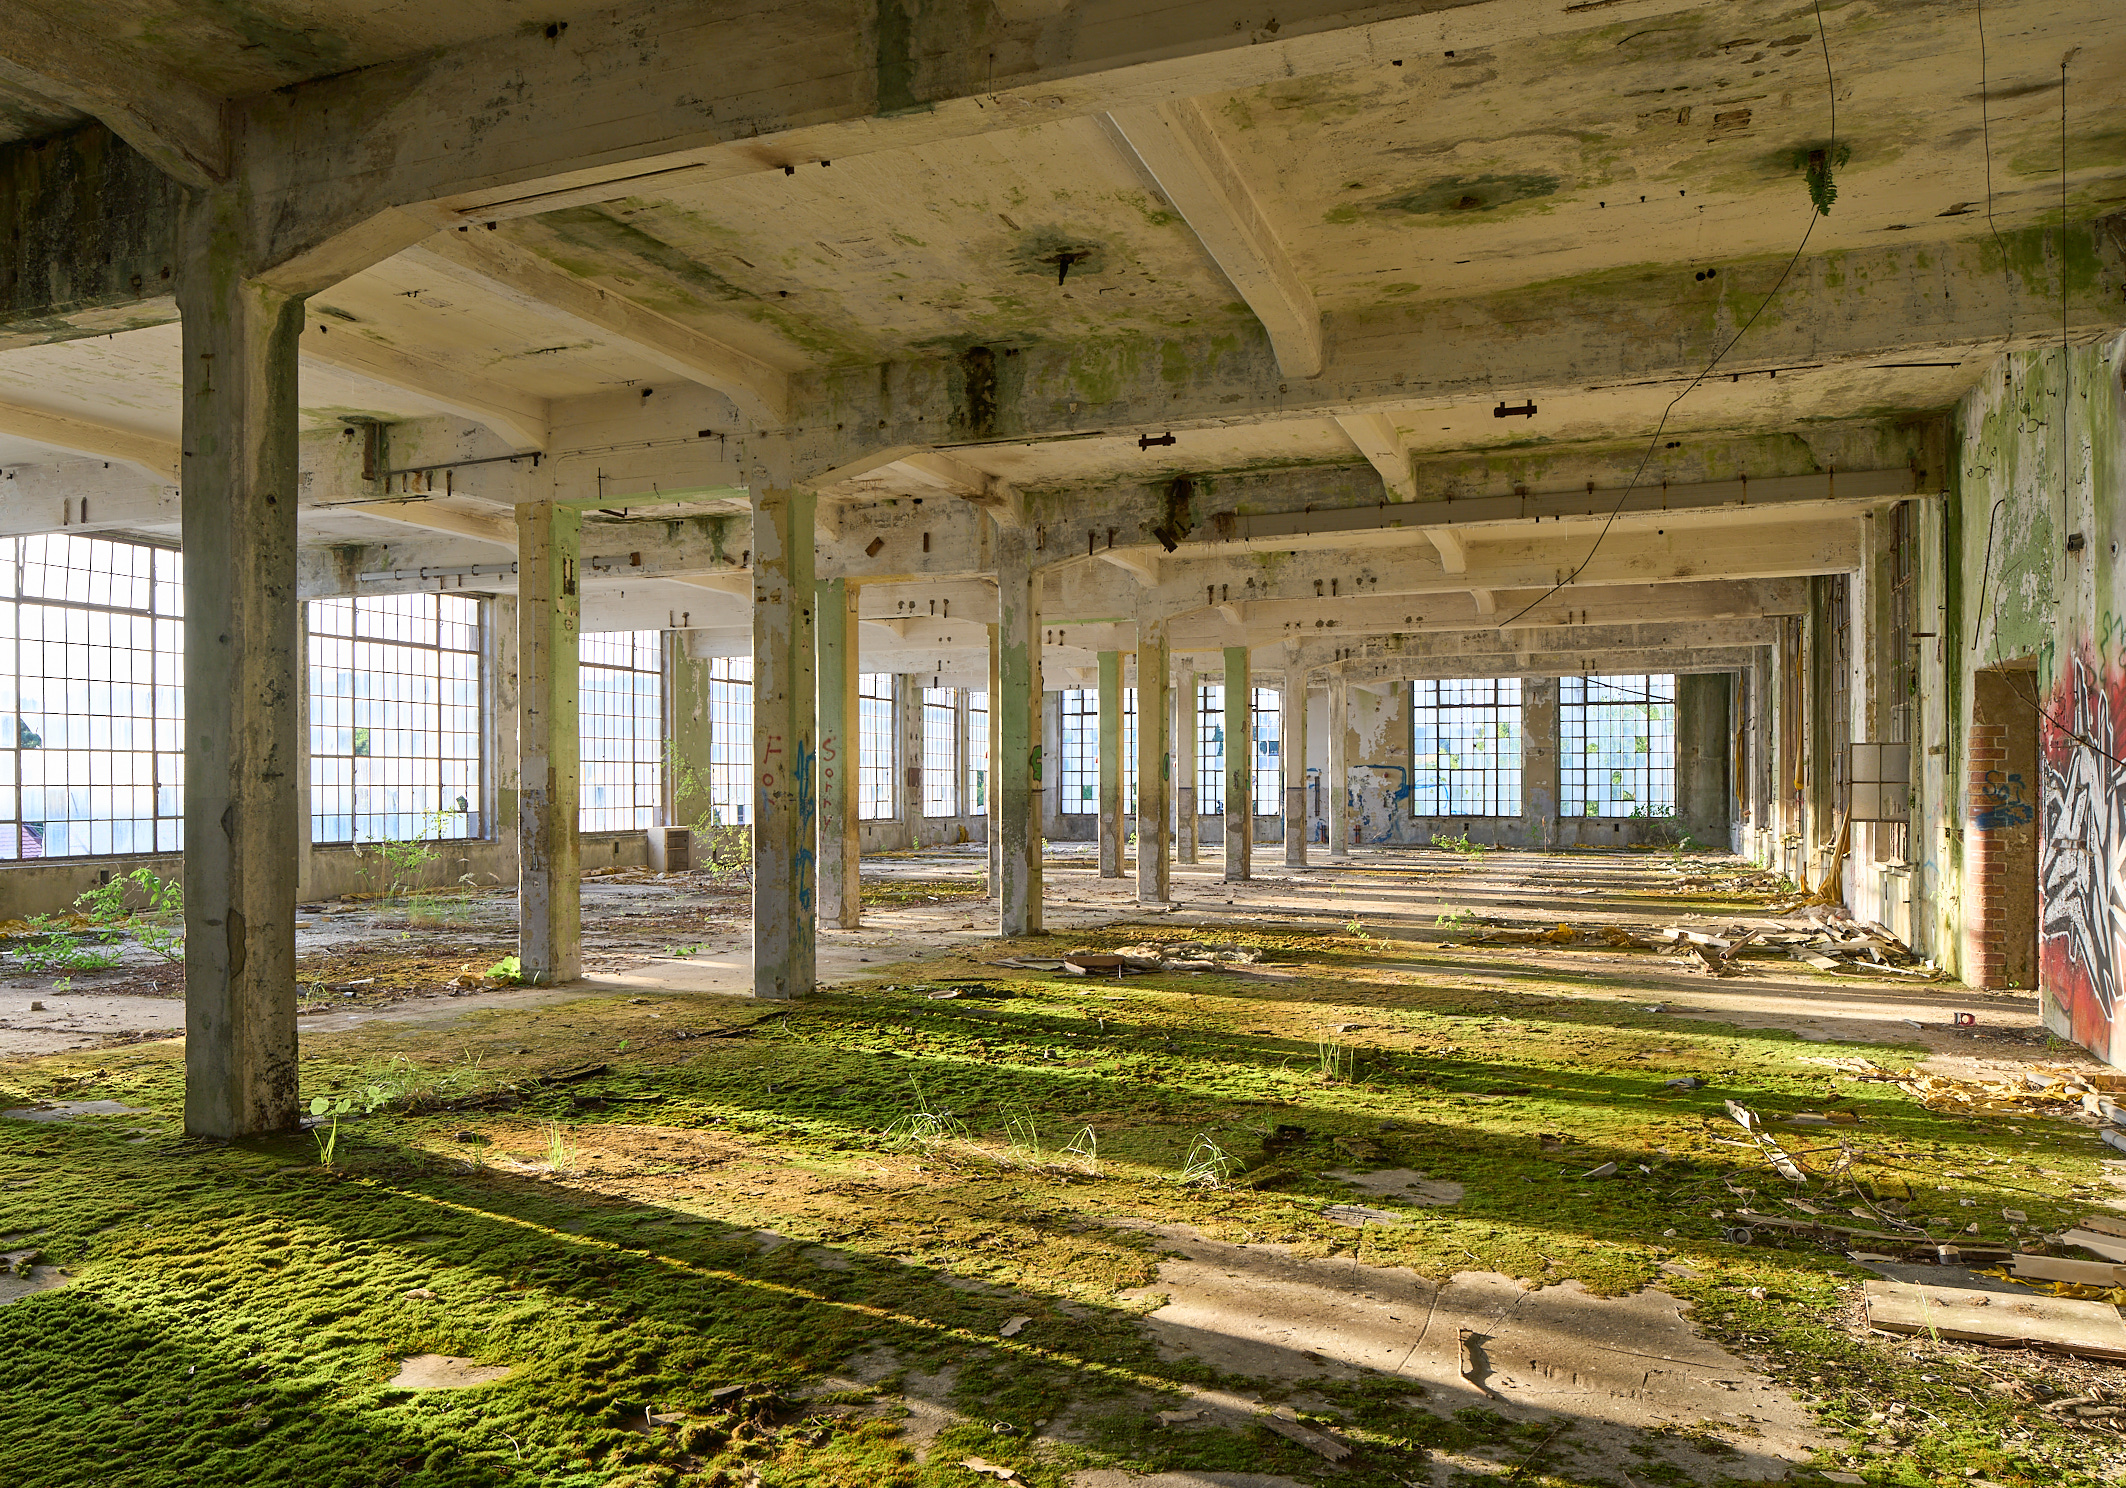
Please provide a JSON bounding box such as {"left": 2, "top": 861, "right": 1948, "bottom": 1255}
{"left": 898, "top": 673, "right": 925, "bottom": 839}
{"left": 1175, "top": 662, "right": 1198, "bottom": 864}
{"left": 517, "top": 501, "right": 583, "bottom": 985}
{"left": 751, "top": 483, "right": 817, "bottom": 999}
{"left": 987, "top": 623, "right": 1002, "bottom": 896}
{"left": 668, "top": 630, "right": 712, "bottom": 833}
{"left": 1524, "top": 677, "right": 1562, "bottom": 848}
{"left": 1096, "top": 650, "right": 1123, "bottom": 877}
{"left": 1283, "top": 661, "right": 1309, "bottom": 867}
{"left": 176, "top": 194, "right": 306, "bottom": 1140}
{"left": 816, "top": 578, "right": 861, "bottom": 928}
{"left": 997, "top": 525, "right": 1043, "bottom": 933}
{"left": 1223, "top": 646, "right": 1252, "bottom": 882}
{"left": 1329, "top": 680, "right": 1351, "bottom": 858}
{"left": 1137, "top": 614, "right": 1172, "bottom": 904}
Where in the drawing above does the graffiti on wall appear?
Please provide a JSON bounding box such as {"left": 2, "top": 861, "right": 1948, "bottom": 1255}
{"left": 1972, "top": 770, "right": 2035, "bottom": 830}
{"left": 2037, "top": 650, "right": 2125, "bottom": 1057}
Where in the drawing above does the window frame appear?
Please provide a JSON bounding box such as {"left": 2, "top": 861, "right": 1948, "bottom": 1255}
{"left": 1411, "top": 678, "right": 1524, "bottom": 818}
{"left": 1559, "top": 673, "right": 1678, "bottom": 819}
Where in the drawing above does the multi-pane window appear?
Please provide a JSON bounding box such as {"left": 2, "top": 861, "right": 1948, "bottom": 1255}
{"left": 1123, "top": 686, "right": 1138, "bottom": 816}
{"left": 1560, "top": 674, "right": 1676, "bottom": 817}
{"left": 858, "top": 672, "right": 895, "bottom": 820}
{"left": 967, "top": 690, "right": 989, "bottom": 813}
{"left": 1196, "top": 684, "right": 1224, "bottom": 816}
{"left": 707, "top": 656, "right": 752, "bottom": 825}
{"left": 308, "top": 595, "right": 483, "bottom": 846}
{"left": 0, "top": 534, "right": 183, "bottom": 859}
{"left": 1412, "top": 679, "right": 1523, "bottom": 817}
{"left": 580, "top": 631, "right": 663, "bottom": 831}
{"left": 1059, "top": 689, "right": 1098, "bottom": 814}
{"left": 922, "top": 687, "right": 958, "bottom": 817}
{"left": 1251, "top": 688, "right": 1282, "bottom": 816}
{"left": 1195, "top": 685, "right": 1282, "bottom": 816}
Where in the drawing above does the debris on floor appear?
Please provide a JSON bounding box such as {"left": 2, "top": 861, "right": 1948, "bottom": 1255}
{"left": 1864, "top": 1279, "right": 2126, "bottom": 1359}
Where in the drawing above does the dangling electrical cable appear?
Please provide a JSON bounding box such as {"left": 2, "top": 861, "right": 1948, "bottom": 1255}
{"left": 1499, "top": 0, "right": 1838, "bottom": 630}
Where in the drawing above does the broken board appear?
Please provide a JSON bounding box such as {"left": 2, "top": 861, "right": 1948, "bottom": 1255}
{"left": 1863, "top": 1280, "right": 2126, "bottom": 1359}
{"left": 2011, "top": 1253, "right": 2126, "bottom": 1288}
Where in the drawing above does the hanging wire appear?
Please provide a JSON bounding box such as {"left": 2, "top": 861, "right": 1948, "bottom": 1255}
{"left": 1499, "top": 0, "right": 1838, "bottom": 628}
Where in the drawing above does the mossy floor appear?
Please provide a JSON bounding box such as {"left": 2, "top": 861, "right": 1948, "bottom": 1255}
{"left": 2, "top": 850, "right": 2123, "bottom": 1487}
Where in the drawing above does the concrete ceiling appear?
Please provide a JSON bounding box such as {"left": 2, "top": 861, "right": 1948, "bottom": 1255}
{"left": 1, "top": 0, "right": 2123, "bottom": 665}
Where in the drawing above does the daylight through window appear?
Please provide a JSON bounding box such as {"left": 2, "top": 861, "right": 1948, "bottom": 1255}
{"left": 1560, "top": 674, "right": 1676, "bottom": 817}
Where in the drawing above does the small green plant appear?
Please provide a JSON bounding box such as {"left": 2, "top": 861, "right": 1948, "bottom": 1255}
{"left": 307, "top": 1084, "right": 389, "bottom": 1167}
{"left": 1316, "top": 1039, "right": 1357, "bottom": 1084}
{"left": 1436, "top": 907, "right": 1475, "bottom": 929}
{"left": 486, "top": 954, "right": 526, "bottom": 985}
{"left": 880, "top": 1078, "right": 969, "bottom": 1150}
{"left": 665, "top": 741, "right": 753, "bottom": 880}
{"left": 1432, "top": 831, "right": 1487, "bottom": 858}
{"left": 1344, "top": 914, "right": 1371, "bottom": 941}
{"left": 542, "top": 1119, "right": 578, "bottom": 1176}
{"left": 74, "top": 868, "right": 184, "bottom": 961}
{"left": 1001, "top": 1108, "right": 1044, "bottom": 1166}
{"left": 1178, "top": 1133, "right": 1235, "bottom": 1187}
{"left": 668, "top": 943, "right": 704, "bottom": 959}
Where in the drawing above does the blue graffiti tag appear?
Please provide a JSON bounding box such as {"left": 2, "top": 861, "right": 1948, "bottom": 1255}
{"left": 794, "top": 735, "right": 817, "bottom": 915}
{"left": 1972, "top": 769, "right": 2034, "bottom": 831}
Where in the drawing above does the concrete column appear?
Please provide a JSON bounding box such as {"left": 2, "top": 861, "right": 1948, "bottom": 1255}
{"left": 987, "top": 623, "right": 1002, "bottom": 896}
{"left": 898, "top": 673, "right": 924, "bottom": 840}
{"left": 517, "top": 501, "right": 583, "bottom": 985}
{"left": 176, "top": 195, "right": 306, "bottom": 1139}
{"left": 489, "top": 596, "right": 520, "bottom": 866}
{"left": 1096, "top": 650, "right": 1123, "bottom": 876}
{"left": 1279, "top": 668, "right": 1304, "bottom": 869}
{"left": 996, "top": 524, "right": 1043, "bottom": 934}
{"left": 816, "top": 578, "right": 861, "bottom": 928}
{"left": 1329, "top": 680, "right": 1350, "bottom": 858}
{"left": 1524, "top": 678, "right": 1562, "bottom": 848}
{"left": 1136, "top": 614, "right": 1172, "bottom": 904}
{"left": 751, "top": 483, "right": 817, "bottom": 999}
{"left": 1223, "top": 647, "right": 1252, "bottom": 882}
{"left": 1176, "top": 662, "right": 1199, "bottom": 864}
{"left": 954, "top": 686, "right": 972, "bottom": 837}
{"left": 668, "top": 631, "right": 712, "bottom": 830}
{"left": 295, "top": 603, "right": 314, "bottom": 902}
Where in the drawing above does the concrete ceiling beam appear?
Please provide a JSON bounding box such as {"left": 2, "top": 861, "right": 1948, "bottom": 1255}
{"left": 0, "top": 400, "right": 176, "bottom": 481}
{"left": 1104, "top": 100, "right": 1322, "bottom": 379}
{"left": 0, "top": 12, "right": 227, "bottom": 188}
{"left": 299, "top": 325, "right": 550, "bottom": 453}
{"left": 402, "top": 235, "right": 791, "bottom": 426}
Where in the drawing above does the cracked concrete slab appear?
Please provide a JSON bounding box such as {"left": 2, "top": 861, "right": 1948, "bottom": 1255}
{"left": 1116, "top": 1223, "right": 1824, "bottom": 1481}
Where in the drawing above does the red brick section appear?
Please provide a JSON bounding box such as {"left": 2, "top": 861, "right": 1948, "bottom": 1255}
{"left": 1965, "top": 723, "right": 2008, "bottom": 988}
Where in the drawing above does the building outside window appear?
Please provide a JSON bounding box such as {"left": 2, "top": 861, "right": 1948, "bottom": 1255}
{"left": 579, "top": 631, "right": 663, "bottom": 831}
{"left": 0, "top": 533, "right": 183, "bottom": 859}
{"left": 308, "top": 593, "right": 484, "bottom": 846}
{"left": 707, "top": 656, "right": 752, "bottom": 825}
{"left": 966, "top": 690, "right": 988, "bottom": 813}
{"left": 1411, "top": 678, "right": 1523, "bottom": 817}
{"left": 922, "top": 686, "right": 958, "bottom": 817}
{"left": 1560, "top": 674, "right": 1676, "bottom": 817}
{"left": 858, "top": 672, "right": 895, "bottom": 820}
{"left": 1059, "top": 688, "right": 1097, "bottom": 814}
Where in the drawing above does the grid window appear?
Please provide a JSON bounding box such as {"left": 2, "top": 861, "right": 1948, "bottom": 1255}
{"left": 308, "top": 594, "right": 484, "bottom": 846}
{"left": 708, "top": 656, "right": 752, "bottom": 825}
{"left": 1252, "top": 688, "right": 1282, "bottom": 816}
{"left": 0, "top": 534, "right": 183, "bottom": 860}
{"left": 1559, "top": 674, "right": 1676, "bottom": 817}
{"left": 1412, "top": 679, "right": 1523, "bottom": 817}
{"left": 967, "top": 690, "right": 988, "bottom": 813}
{"left": 922, "top": 687, "right": 958, "bottom": 817}
{"left": 1060, "top": 689, "right": 1098, "bottom": 814}
{"left": 858, "top": 672, "right": 895, "bottom": 820}
{"left": 580, "top": 631, "right": 663, "bottom": 831}
{"left": 1196, "top": 684, "right": 1225, "bottom": 817}
{"left": 1123, "top": 686, "right": 1137, "bottom": 816}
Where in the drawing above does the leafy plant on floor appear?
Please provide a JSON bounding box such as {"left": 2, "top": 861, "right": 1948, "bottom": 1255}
{"left": 73, "top": 867, "right": 184, "bottom": 961}
{"left": 664, "top": 740, "right": 753, "bottom": 881}
{"left": 1436, "top": 907, "right": 1475, "bottom": 929}
{"left": 307, "top": 1084, "right": 389, "bottom": 1167}
{"left": 6, "top": 915, "right": 122, "bottom": 975}
{"left": 1432, "top": 831, "right": 1487, "bottom": 857}
{"left": 1344, "top": 914, "right": 1371, "bottom": 941}
{"left": 486, "top": 954, "right": 526, "bottom": 985}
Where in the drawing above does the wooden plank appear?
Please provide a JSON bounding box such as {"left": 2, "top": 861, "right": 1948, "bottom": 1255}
{"left": 2081, "top": 1214, "right": 2126, "bottom": 1239}
{"left": 1863, "top": 1280, "right": 2126, "bottom": 1359}
{"left": 2060, "top": 1229, "right": 2126, "bottom": 1263}
{"left": 2013, "top": 1254, "right": 2126, "bottom": 1288}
